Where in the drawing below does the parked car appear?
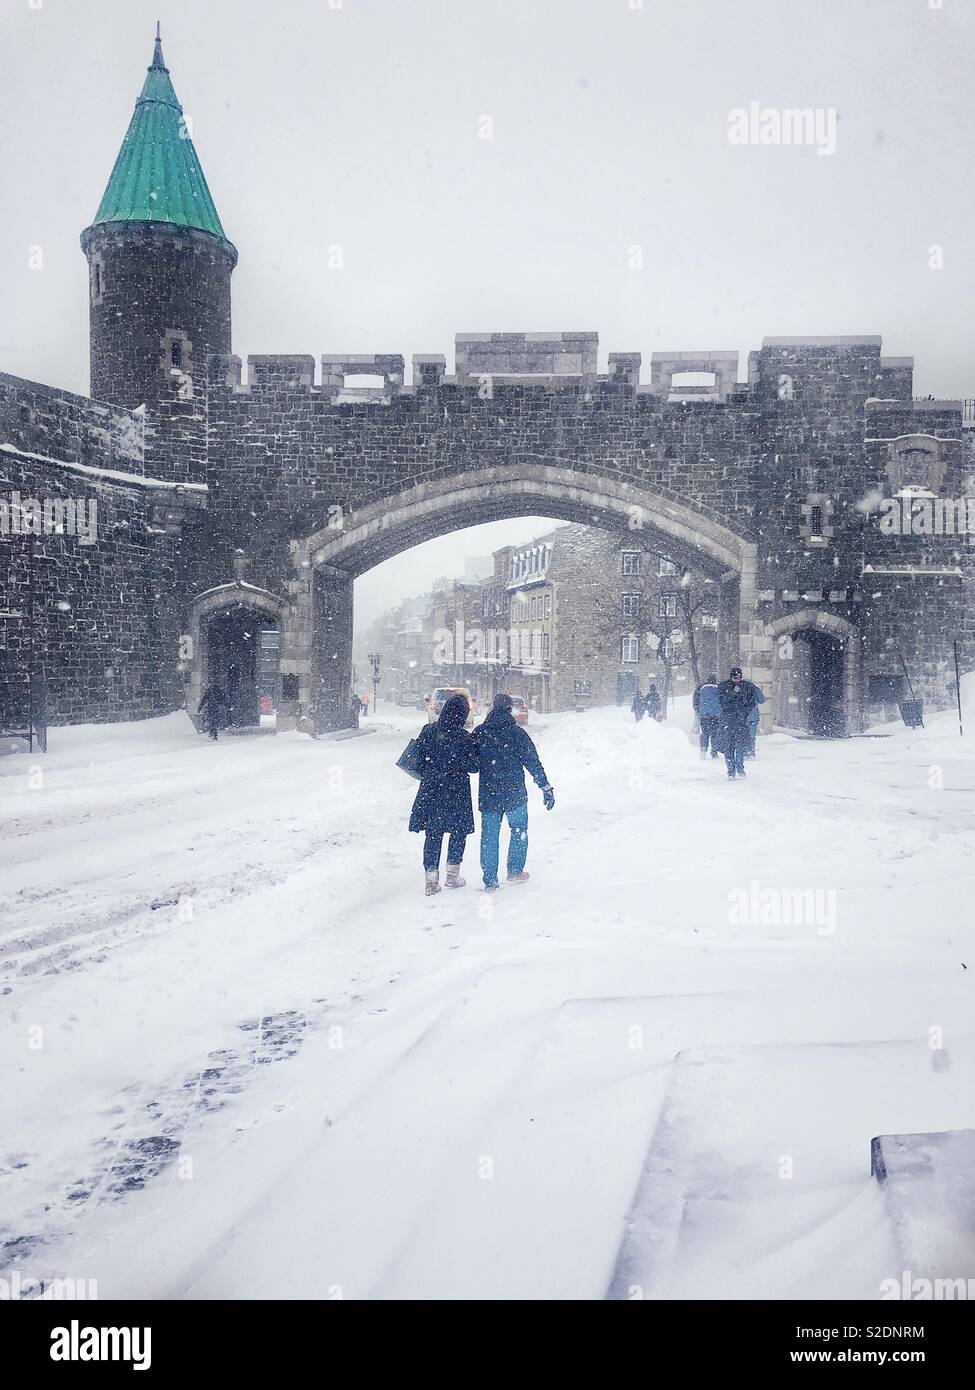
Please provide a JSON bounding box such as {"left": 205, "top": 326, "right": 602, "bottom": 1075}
{"left": 427, "top": 686, "right": 476, "bottom": 725}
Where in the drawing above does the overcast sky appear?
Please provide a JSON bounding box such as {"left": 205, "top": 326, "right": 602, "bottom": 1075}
{"left": 2, "top": 0, "right": 973, "bottom": 628}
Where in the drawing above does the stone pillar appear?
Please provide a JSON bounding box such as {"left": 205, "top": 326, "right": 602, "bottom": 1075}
{"left": 311, "top": 565, "right": 355, "bottom": 732}
{"left": 843, "top": 631, "right": 863, "bottom": 735}
{"left": 716, "top": 575, "right": 741, "bottom": 676}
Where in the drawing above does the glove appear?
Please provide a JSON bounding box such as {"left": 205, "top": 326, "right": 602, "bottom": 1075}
{"left": 542, "top": 786, "right": 555, "bottom": 811}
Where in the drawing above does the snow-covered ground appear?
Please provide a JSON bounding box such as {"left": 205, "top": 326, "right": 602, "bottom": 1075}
{"left": 1, "top": 703, "right": 973, "bottom": 1300}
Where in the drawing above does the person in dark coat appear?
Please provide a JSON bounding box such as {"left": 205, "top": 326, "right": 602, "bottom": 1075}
{"left": 644, "top": 684, "right": 662, "bottom": 720}
{"left": 693, "top": 673, "right": 722, "bottom": 759}
{"left": 472, "top": 692, "right": 554, "bottom": 890}
{"left": 745, "top": 683, "right": 766, "bottom": 758}
{"left": 631, "top": 690, "right": 645, "bottom": 722}
{"left": 408, "top": 693, "right": 479, "bottom": 895}
{"left": 198, "top": 683, "right": 228, "bottom": 740}
{"left": 717, "top": 666, "right": 760, "bottom": 779}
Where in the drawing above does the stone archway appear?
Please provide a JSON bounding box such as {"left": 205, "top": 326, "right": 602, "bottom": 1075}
{"left": 184, "top": 582, "right": 284, "bottom": 729}
{"left": 765, "top": 608, "right": 861, "bottom": 736}
{"left": 291, "top": 464, "right": 758, "bottom": 731}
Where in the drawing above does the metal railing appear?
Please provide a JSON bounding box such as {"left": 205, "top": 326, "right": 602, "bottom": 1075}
{"left": 0, "top": 672, "right": 47, "bottom": 753}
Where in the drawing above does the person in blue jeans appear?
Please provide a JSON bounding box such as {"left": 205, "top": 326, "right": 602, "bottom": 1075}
{"left": 472, "top": 693, "right": 555, "bottom": 890}
{"left": 692, "top": 673, "right": 722, "bottom": 759}
{"left": 745, "top": 683, "right": 766, "bottom": 758}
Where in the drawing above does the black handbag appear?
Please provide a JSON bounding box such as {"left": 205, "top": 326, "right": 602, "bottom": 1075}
{"left": 396, "top": 736, "right": 424, "bottom": 780}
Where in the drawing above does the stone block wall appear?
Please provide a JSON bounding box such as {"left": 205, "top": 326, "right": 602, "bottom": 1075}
{"left": 0, "top": 372, "right": 147, "bottom": 477}
{"left": 0, "top": 448, "right": 186, "bottom": 725}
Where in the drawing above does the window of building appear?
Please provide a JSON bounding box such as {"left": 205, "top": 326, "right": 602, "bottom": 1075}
{"left": 659, "top": 594, "right": 677, "bottom": 618}
{"left": 659, "top": 557, "right": 679, "bottom": 577}
{"left": 530, "top": 597, "right": 537, "bottom": 620}
{"left": 541, "top": 633, "right": 551, "bottom": 662}
{"left": 659, "top": 636, "right": 675, "bottom": 660}
{"left": 621, "top": 592, "right": 640, "bottom": 619}
{"left": 621, "top": 551, "right": 641, "bottom": 576}
{"left": 171, "top": 338, "right": 183, "bottom": 370}
{"left": 573, "top": 679, "right": 592, "bottom": 696}
{"left": 620, "top": 635, "right": 639, "bottom": 663}
{"left": 544, "top": 593, "right": 552, "bottom": 618}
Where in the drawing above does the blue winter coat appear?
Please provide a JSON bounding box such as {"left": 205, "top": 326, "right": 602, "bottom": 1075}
{"left": 694, "top": 682, "right": 722, "bottom": 718}
{"left": 408, "top": 722, "right": 479, "bottom": 835}
{"left": 747, "top": 685, "right": 766, "bottom": 729}
{"left": 472, "top": 708, "right": 549, "bottom": 814}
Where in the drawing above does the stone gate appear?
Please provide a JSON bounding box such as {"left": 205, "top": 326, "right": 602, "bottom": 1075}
{"left": 2, "top": 30, "right": 973, "bottom": 739}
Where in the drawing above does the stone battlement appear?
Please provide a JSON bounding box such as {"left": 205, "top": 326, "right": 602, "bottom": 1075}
{"left": 206, "top": 333, "right": 920, "bottom": 404}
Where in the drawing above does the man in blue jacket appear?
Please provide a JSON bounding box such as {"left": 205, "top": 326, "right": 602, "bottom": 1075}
{"left": 717, "top": 666, "right": 760, "bottom": 779}
{"left": 472, "top": 693, "right": 555, "bottom": 890}
{"left": 692, "top": 673, "right": 722, "bottom": 759}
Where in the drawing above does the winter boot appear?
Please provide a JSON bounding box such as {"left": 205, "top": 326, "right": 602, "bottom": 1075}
{"left": 445, "top": 863, "right": 466, "bottom": 889}
{"left": 507, "top": 871, "right": 530, "bottom": 884}
{"left": 424, "top": 870, "right": 441, "bottom": 896}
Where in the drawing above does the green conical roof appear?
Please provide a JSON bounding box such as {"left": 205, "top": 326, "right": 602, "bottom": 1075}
{"left": 90, "top": 26, "right": 231, "bottom": 244}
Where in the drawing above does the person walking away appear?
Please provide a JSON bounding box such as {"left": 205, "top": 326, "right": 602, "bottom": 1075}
{"left": 693, "top": 673, "right": 722, "bottom": 760}
{"left": 631, "top": 689, "right": 645, "bottom": 722}
{"left": 717, "top": 666, "right": 760, "bottom": 779}
{"left": 644, "top": 683, "right": 662, "bottom": 720}
{"left": 745, "top": 683, "right": 766, "bottom": 758}
{"left": 473, "top": 693, "right": 555, "bottom": 890}
{"left": 198, "top": 682, "right": 228, "bottom": 740}
{"left": 408, "top": 694, "right": 479, "bottom": 895}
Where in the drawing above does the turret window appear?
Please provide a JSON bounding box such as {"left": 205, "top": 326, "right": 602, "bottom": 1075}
{"left": 161, "top": 330, "right": 193, "bottom": 397}
{"left": 89, "top": 256, "right": 105, "bottom": 306}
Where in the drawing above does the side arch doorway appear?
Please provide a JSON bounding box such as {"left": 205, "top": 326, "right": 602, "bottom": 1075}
{"left": 766, "top": 609, "right": 861, "bottom": 737}
{"left": 184, "top": 583, "right": 284, "bottom": 731}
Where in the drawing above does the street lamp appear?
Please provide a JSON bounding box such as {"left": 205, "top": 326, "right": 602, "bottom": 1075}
{"left": 368, "top": 651, "right": 381, "bottom": 715}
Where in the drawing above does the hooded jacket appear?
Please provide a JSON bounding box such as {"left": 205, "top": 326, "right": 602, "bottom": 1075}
{"left": 408, "top": 696, "right": 479, "bottom": 834}
{"left": 472, "top": 706, "right": 549, "bottom": 814}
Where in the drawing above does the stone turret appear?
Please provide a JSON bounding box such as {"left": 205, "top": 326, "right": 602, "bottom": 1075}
{"left": 80, "top": 25, "right": 236, "bottom": 409}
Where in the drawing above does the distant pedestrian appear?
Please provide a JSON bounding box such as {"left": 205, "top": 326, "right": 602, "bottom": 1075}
{"left": 631, "top": 690, "right": 645, "bottom": 722}
{"left": 407, "top": 694, "right": 479, "bottom": 895}
{"left": 693, "top": 672, "right": 722, "bottom": 759}
{"left": 473, "top": 693, "right": 554, "bottom": 891}
{"left": 198, "top": 682, "right": 228, "bottom": 740}
{"left": 644, "top": 684, "right": 662, "bottom": 720}
{"left": 717, "top": 666, "right": 760, "bottom": 779}
{"left": 745, "top": 683, "right": 766, "bottom": 758}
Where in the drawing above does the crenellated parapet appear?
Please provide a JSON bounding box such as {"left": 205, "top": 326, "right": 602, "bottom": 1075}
{"left": 196, "top": 334, "right": 920, "bottom": 407}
